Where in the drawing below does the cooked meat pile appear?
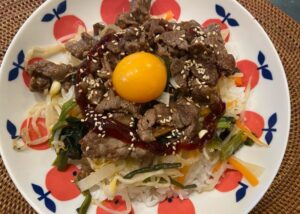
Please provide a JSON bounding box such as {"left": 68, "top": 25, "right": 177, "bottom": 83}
{"left": 27, "top": 0, "right": 239, "bottom": 162}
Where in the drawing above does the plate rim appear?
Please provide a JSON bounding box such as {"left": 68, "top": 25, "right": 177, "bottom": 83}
{"left": 0, "top": 0, "right": 291, "bottom": 213}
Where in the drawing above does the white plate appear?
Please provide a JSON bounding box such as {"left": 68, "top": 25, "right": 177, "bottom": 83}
{"left": 0, "top": 0, "right": 290, "bottom": 213}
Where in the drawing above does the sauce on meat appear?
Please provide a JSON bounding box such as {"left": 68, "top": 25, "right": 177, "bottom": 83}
{"left": 75, "top": 34, "right": 225, "bottom": 155}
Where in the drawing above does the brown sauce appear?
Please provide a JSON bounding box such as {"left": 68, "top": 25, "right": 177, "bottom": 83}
{"left": 75, "top": 34, "right": 225, "bottom": 155}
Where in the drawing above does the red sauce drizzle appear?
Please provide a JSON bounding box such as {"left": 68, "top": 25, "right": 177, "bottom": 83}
{"left": 75, "top": 34, "right": 225, "bottom": 155}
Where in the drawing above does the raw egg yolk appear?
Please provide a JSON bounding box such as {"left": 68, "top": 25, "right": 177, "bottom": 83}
{"left": 112, "top": 52, "right": 167, "bottom": 103}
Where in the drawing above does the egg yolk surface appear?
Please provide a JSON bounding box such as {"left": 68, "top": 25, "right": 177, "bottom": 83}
{"left": 112, "top": 52, "right": 167, "bottom": 103}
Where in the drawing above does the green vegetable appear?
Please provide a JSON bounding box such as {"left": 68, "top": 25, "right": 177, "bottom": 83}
{"left": 76, "top": 191, "right": 92, "bottom": 214}
{"left": 217, "top": 116, "right": 235, "bottom": 129}
{"left": 170, "top": 178, "right": 197, "bottom": 189}
{"left": 124, "top": 163, "right": 182, "bottom": 179}
{"left": 244, "top": 138, "right": 254, "bottom": 146}
{"left": 220, "top": 131, "right": 247, "bottom": 161}
{"left": 51, "top": 99, "right": 77, "bottom": 142}
{"left": 205, "top": 137, "right": 222, "bottom": 153}
{"left": 53, "top": 117, "right": 88, "bottom": 171}
{"left": 60, "top": 117, "right": 88, "bottom": 159}
{"left": 59, "top": 99, "right": 78, "bottom": 121}
{"left": 53, "top": 150, "right": 68, "bottom": 171}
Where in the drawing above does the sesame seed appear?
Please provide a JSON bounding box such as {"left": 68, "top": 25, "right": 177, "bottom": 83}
{"left": 198, "top": 130, "right": 208, "bottom": 139}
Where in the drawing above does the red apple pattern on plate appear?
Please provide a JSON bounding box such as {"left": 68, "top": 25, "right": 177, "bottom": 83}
{"left": 41, "top": 1, "right": 86, "bottom": 43}
{"left": 45, "top": 165, "right": 80, "bottom": 201}
{"left": 236, "top": 51, "right": 273, "bottom": 89}
{"left": 215, "top": 170, "right": 249, "bottom": 202}
{"left": 97, "top": 195, "right": 134, "bottom": 214}
{"left": 243, "top": 111, "right": 265, "bottom": 138}
{"left": 31, "top": 164, "right": 80, "bottom": 213}
{"left": 6, "top": 117, "right": 50, "bottom": 150}
{"left": 202, "top": 4, "right": 239, "bottom": 43}
{"left": 7, "top": 50, "right": 45, "bottom": 88}
{"left": 243, "top": 111, "right": 277, "bottom": 145}
{"left": 215, "top": 169, "right": 243, "bottom": 192}
{"left": 100, "top": 0, "right": 130, "bottom": 24}
{"left": 158, "top": 197, "right": 195, "bottom": 214}
{"left": 100, "top": 0, "right": 181, "bottom": 24}
{"left": 20, "top": 117, "right": 50, "bottom": 150}
{"left": 150, "top": 0, "right": 181, "bottom": 20}
{"left": 8, "top": 50, "right": 26, "bottom": 83}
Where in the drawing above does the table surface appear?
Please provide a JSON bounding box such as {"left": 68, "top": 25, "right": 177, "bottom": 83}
{"left": 270, "top": 0, "right": 300, "bottom": 23}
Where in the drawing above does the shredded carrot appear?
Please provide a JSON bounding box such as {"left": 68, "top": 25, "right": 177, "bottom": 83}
{"left": 235, "top": 120, "right": 268, "bottom": 147}
{"left": 226, "top": 100, "right": 237, "bottom": 109}
{"left": 176, "top": 150, "right": 199, "bottom": 183}
{"left": 177, "top": 165, "right": 190, "bottom": 184}
{"left": 164, "top": 10, "right": 174, "bottom": 21}
{"left": 234, "top": 77, "right": 243, "bottom": 86}
{"left": 211, "top": 161, "right": 223, "bottom": 173}
{"left": 69, "top": 105, "right": 82, "bottom": 118}
{"left": 181, "top": 150, "right": 200, "bottom": 159}
{"left": 228, "top": 156, "right": 259, "bottom": 186}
